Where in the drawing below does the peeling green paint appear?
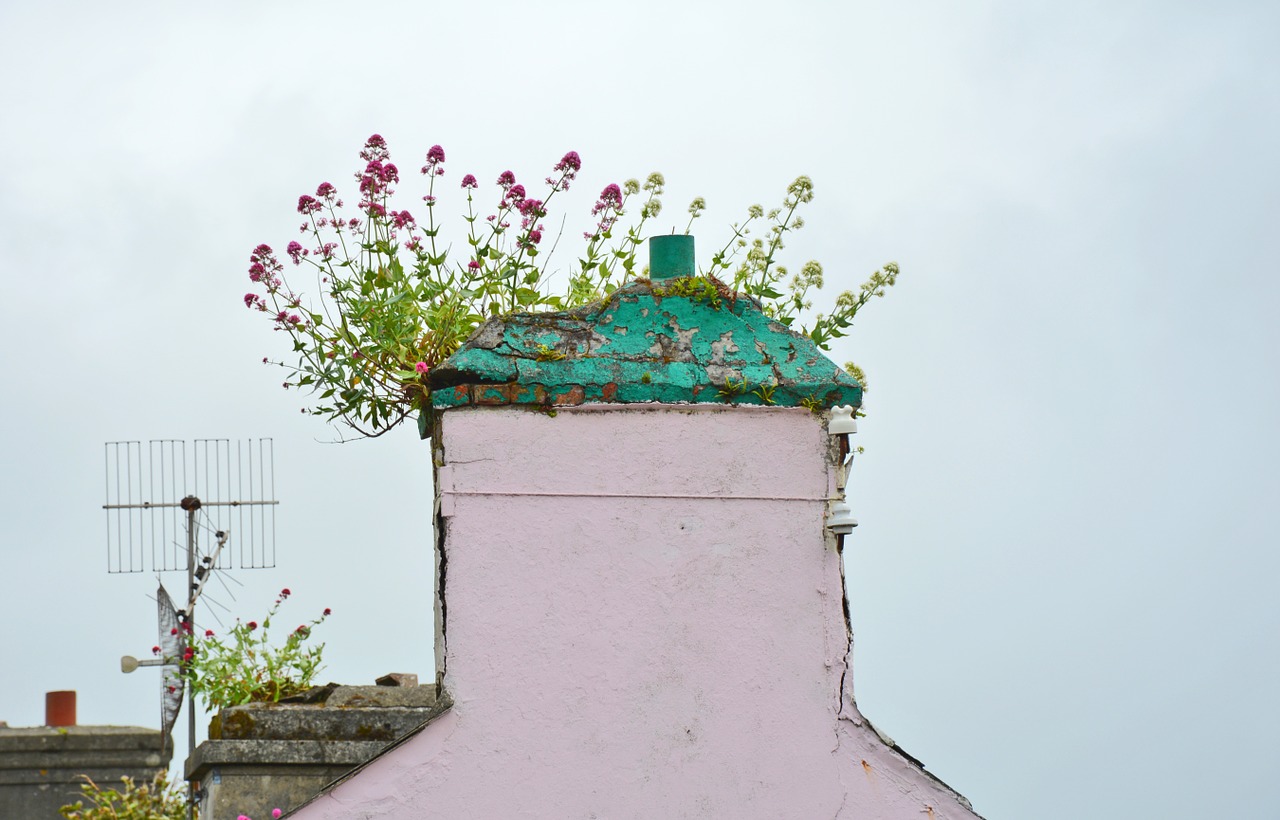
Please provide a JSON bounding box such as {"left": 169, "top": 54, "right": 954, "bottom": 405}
{"left": 429, "top": 279, "right": 862, "bottom": 410}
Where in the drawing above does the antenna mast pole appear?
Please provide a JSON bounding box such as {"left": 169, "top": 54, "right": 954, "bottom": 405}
{"left": 104, "top": 439, "right": 280, "bottom": 820}
{"left": 181, "top": 496, "right": 198, "bottom": 820}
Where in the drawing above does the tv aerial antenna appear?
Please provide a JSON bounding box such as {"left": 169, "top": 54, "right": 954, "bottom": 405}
{"left": 103, "top": 438, "right": 278, "bottom": 820}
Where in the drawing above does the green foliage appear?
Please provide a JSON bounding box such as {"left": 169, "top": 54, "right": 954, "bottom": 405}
{"left": 247, "top": 136, "right": 899, "bottom": 437}
{"left": 717, "top": 377, "right": 750, "bottom": 401}
{"left": 178, "top": 590, "right": 329, "bottom": 712}
{"left": 843, "top": 361, "right": 868, "bottom": 391}
{"left": 60, "top": 774, "right": 188, "bottom": 820}
{"left": 534, "top": 343, "right": 566, "bottom": 362}
{"left": 652, "top": 276, "right": 724, "bottom": 309}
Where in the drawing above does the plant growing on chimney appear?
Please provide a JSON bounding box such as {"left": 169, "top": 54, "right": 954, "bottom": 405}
{"left": 246, "top": 135, "right": 898, "bottom": 437}
{"left": 169, "top": 588, "right": 330, "bottom": 712}
{"left": 59, "top": 773, "right": 188, "bottom": 820}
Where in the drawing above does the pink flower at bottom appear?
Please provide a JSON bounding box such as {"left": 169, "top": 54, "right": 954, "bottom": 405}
{"left": 273, "top": 810, "right": 283, "bottom": 819}
{"left": 415, "top": 362, "right": 429, "bottom": 374}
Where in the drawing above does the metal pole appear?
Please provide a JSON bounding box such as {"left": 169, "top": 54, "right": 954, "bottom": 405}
{"left": 184, "top": 501, "right": 197, "bottom": 820}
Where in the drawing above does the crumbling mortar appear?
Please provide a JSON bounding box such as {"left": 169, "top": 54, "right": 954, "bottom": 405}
{"left": 433, "top": 414, "right": 449, "bottom": 692}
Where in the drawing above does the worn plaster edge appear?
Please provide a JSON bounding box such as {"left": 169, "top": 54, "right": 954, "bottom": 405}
{"left": 825, "top": 432, "right": 983, "bottom": 820}
{"left": 832, "top": 622, "right": 984, "bottom": 818}
{"left": 274, "top": 691, "right": 454, "bottom": 818}
{"left": 835, "top": 698, "right": 986, "bottom": 819}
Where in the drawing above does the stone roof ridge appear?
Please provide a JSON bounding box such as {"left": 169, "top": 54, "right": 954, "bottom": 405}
{"left": 429, "top": 277, "right": 862, "bottom": 410}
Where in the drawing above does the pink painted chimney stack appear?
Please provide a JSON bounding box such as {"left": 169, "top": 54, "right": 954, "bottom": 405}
{"left": 291, "top": 237, "right": 983, "bottom": 818}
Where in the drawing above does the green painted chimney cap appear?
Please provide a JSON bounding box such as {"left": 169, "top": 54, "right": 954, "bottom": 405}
{"left": 428, "top": 250, "right": 862, "bottom": 412}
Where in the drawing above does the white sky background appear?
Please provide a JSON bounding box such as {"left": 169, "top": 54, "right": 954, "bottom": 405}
{"left": 1, "top": 1, "right": 1276, "bottom": 817}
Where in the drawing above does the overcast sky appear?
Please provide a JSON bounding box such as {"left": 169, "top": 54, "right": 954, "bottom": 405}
{"left": 1, "top": 1, "right": 1277, "bottom": 818}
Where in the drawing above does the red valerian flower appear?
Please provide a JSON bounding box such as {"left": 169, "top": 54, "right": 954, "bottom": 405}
{"left": 281, "top": 588, "right": 292, "bottom": 597}
{"left": 517, "top": 198, "right": 544, "bottom": 218}
{"left": 460, "top": 174, "right": 478, "bottom": 189}
{"left": 152, "top": 645, "right": 161, "bottom": 655}
{"left": 421, "top": 145, "right": 446, "bottom": 176}
{"left": 247, "top": 621, "right": 258, "bottom": 631}
{"left": 205, "top": 629, "right": 215, "bottom": 637}
{"left": 555, "top": 151, "right": 581, "bottom": 173}
{"left": 323, "top": 608, "right": 332, "bottom": 616}
{"left": 593, "top": 183, "right": 623, "bottom": 215}
{"left": 360, "top": 134, "right": 389, "bottom": 163}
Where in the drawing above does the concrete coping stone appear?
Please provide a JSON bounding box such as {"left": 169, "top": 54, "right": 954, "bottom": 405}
{"left": 213, "top": 706, "right": 439, "bottom": 742}
{"left": 0, "top": 726, "right": 167, "bottom": 756}
{"left": 185, "top": 740, "right": 388, "bottom": 778}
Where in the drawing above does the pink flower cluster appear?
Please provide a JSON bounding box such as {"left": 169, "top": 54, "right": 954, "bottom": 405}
{"left": 547, "top": 150, "right": 581, "bottom": 194}
{"left": 297, "top": 181, "right": 356, "bottom": 239}
{"left": 247, "top": 137, "right": 596, "bottom": 413}
{"left": 587, "top": 183, "right": 625, "bottom": 238}
{"left": 421, "top": 144, "right": 446, "bottom": 176}
{"left": 352, "top": 133, "right": 400, "bottom": 212}
{"left": 359, "top": 158, "right": 399, "bottom": 205}
{"left": 248, "top": 244, "right": 283, "bottom": 290}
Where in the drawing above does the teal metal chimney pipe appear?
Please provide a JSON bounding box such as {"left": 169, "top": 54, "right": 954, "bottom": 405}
{"left": 648, "top": 234, "right": 695, "bottom": 280}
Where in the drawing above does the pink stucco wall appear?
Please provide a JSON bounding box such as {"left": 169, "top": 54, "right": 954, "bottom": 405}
{"left": 294, "top": 405, "right": 981, "bottom": 819}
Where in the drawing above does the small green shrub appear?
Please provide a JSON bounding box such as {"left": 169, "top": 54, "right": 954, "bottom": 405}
{"left": 60, "top": 773, "right": 188, "bottom": 820}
